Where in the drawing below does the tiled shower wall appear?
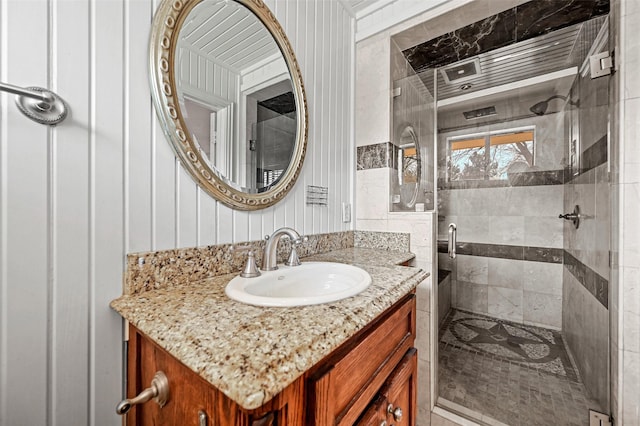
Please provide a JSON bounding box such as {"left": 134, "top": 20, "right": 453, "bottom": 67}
{"left": 355, "top": 32, "right": 436, "bottom": 425}
{"left": 354, "top": 1, "right": 640, "bottom": 425}
{"left": 355, "top": 35, "right": 436, "bottom": 275}
{"left": 437, "top": 112, "right": 566, "bottom": 329}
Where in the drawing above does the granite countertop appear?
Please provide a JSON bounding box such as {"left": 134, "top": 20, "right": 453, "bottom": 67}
{"left": 303, "top": 247, "right": 415, "bottom": 265}
{"left": 110, "top": 247, "right": 426, "bottom": 411}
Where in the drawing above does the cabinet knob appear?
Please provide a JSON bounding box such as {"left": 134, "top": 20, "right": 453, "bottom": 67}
{"left": 198, "top": 410, "right": 208, "bottom": 426}
{"left": 387, "top": 403, "right": 403, "bottom": 422}
{"left": 116, "top": 371, "right": 170, "bottom": 415}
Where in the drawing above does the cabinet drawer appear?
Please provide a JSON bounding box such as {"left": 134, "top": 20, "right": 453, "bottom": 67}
{"left": 308, "top": 294, "right": 416, "bottom": 425}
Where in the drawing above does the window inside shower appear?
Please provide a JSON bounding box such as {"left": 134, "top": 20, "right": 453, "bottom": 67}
{"left": 447, "top": 127, "right": 535, "bottom": 182}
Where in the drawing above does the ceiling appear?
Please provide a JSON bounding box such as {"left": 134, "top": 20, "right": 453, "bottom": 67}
{"left": 432, "top": 23, "right": 584, "bottom": 100}
{"left": 402, "top": 0, "right": 609, "bottom": 73}
{"left": 180, "top": 0, "right": 279, "bottom": 74}
{"left": 436, "top": 71, "right": 578, "bottom": 131}
{"left": 393, "top": 0, "right": 608, "bottom": 132}
{"left": 418, "top": 16, "right": 605, "bottom": 101}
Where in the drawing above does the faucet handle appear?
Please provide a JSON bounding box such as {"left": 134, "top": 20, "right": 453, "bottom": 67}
{"left": 294, "top": 235, "right": 309, "bottom": 245}
{"left": 285, "top": 246, "right": 301, "bottom": 267}
{"left": 240, "top": 249, "right": 261, "bottom": 278}
{"left": 233, "top": 245, "right": 261, "bottom": 278}
{"left": 285, "top": 236, "right": 306, "bottom": 267}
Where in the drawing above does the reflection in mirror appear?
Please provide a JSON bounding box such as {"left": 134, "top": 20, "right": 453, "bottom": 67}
{"left": 397, "top": 126, "right": 421, "bottom": 209}
{"left": 149, "top": 0, "right": 307, "bottom": 210}
{"left": 176, "top": 0, "right": 296, "bottom": 193}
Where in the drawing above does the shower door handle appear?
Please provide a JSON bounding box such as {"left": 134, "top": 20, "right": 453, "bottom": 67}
{"left": 448, "top": 223, "right": 457, "bottom": 259}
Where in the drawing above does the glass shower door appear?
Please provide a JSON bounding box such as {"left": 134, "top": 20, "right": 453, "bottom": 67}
{"left": 434, "top": 16, "right": 612, "bottom": 425}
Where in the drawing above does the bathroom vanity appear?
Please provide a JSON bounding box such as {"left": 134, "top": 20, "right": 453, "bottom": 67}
{"left": 125, "top": 293, "right": 416, "bottom": 425}
{"left": 111, "top": 246, "right": 425, "bottom": 426}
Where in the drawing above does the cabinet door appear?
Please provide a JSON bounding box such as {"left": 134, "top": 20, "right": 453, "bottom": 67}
{"left": 355, "top": 395, "right": 388, "bottom": 426}
{"left": 126, "top": 327, "right": 242, "bottom": 426}
{"left": 381, "top": 348, "right": 417, "bottom": 426}
{"left": 126, "top": 326, "right": 300, "bottom": 426}
{"left": 308, "top": 295, "right": 416, "bottom": 426}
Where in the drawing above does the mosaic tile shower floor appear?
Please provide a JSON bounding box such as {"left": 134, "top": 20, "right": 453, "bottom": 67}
{"left": 438, "top": 309, "right": 603, "bottom": 426}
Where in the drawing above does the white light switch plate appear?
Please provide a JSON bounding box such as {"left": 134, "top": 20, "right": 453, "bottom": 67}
{"left": 342, "top": 203, "right": 351, "bottom": 223}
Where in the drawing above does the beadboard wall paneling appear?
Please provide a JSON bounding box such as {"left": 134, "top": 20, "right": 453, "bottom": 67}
{"left": 178, "top": 45, "right": 241, "bottom": 105}
{"left": 1, "top": 2, "right": 50, "bottom": 425}
{"left": 0, "top": 0, "right": 354, "bottom": 424}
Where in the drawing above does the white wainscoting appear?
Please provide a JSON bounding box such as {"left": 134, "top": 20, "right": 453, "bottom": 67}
{"left": 0, "top": 0, "right": 354, "bottom": 424}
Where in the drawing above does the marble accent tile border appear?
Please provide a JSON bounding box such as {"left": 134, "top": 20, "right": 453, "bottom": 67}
{"left": 436, "top": 240, "right": 563, "bottom": 263}
{"left": 438, "top": 269, "right": 451, "bottom": 284}
{"left": 403, "top": 0, "right": 609, "bottom": 72}
{"left": 356, "top": 142, "right": 396, "bottom": 170}
{"left": 567, "top": 134, "right": 608, "bottom": 183}
{"left": 436, "top": 241, "right": 609, "bottom": 308}
{"left": 564, "top": 250, "right": 608, "bottom": 308}
{"left": 125, "top": 231, "right": 353, "bottom": 295}
{"left": 582, "top": 135, "right": 608, "bottom": 171}
{"left": 354, "top": 230, "right": 410, "bottom": 252}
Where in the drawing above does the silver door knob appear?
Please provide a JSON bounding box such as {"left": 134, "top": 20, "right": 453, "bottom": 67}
{"left": 116, "top": 371, "right": 170, "bottom": 415}
{"left": 387, "top": 403, "right": 403, "bottom": 421}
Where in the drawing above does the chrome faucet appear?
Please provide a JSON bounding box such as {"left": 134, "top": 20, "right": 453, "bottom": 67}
{"left": 262, "top": 227, "right": 304, "bottom": 271}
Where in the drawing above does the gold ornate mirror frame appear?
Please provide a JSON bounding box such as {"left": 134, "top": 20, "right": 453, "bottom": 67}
{"left": 149, "top": 0, "right": 308, "bottom": 210}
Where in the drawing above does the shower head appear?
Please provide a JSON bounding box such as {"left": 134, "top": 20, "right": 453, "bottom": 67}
{"left": 529, "top": 101, "right": 548, "bottom": 116}
{"left": 529, "top": 95, "right": 575, "bottom": 116}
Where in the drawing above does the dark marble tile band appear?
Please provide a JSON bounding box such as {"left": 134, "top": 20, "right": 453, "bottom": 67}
{"left": 356, "top": 142, "right": 396, "bottom": 170}
{"left": 436, "top": 240, "right": 609, "bottom": 308}
{"left": 564, "top": 250, "right": 608, "bottom": 308}
{"left": 438, "top": 269, "right": 451, "bottom": 284}
{"left": 566, "top": 134, "right": 608, "bottom": 183}
{"left": 436, "top": 240, "right": 563, "bottom": 263}
{"left": 582, "top": 135, "right": 608, "bottom": 170}
{"left": 403, "top": 0, "right": 609, "bottom": 72}
{"left": 524, "top": 246, "right": 564, "bottom": 263}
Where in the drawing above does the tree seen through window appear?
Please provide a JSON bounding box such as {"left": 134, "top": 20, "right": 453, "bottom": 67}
{"left": 448, "top": 129, "right": 534, "bottom": 181}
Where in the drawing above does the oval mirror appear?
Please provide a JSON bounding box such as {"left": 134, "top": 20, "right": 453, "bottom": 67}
{"left": 149, "top": 0, "right": 308, "bottom": 210}
{"left": 397, "top": 126, "right": 421, "bottom": 209}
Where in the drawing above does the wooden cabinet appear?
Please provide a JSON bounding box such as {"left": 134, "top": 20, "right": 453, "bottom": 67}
{"left": 355, "top": 349, "right": 417, "bottom": 426}
{"left": 382, "top": 348, "right": 418, "bottom": 426}
{"left": 355, "top": 396, "right": 388, "bottom": 426}
{"left": 306, "top": 294, "right": 415, "bottom": 425}
{"left": 126, "top": 325, "right": 304, "bottom": 425}
{"left": 124, "top": 293, "right": 417, "bottom": 425}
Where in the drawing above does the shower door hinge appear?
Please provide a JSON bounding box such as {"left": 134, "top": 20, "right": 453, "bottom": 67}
{"left": 590, "top": 50, "right": 613, "bottom": 78}
{"left": 590, "top": 410, "right": 612, "bottom": 426}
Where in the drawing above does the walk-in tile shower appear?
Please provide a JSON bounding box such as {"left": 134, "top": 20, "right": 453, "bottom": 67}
{"left": 392, "top": 1, "right": 612, "bottom": 424}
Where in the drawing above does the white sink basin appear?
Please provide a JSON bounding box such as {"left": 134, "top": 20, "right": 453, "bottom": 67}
{"left": 225, "top": 262, "right": 372, "bottom": 307}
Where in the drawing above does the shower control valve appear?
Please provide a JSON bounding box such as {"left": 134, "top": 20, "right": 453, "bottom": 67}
{"left": 559, "top": 205, "right": 581, "bottom": 229}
